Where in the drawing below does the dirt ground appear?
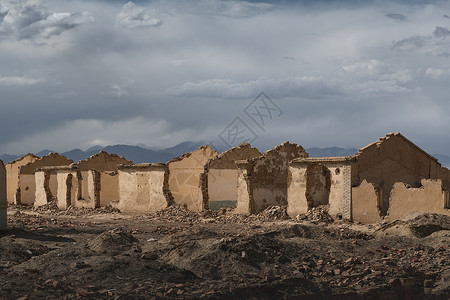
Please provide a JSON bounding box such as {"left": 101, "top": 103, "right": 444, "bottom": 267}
{"left": 0, "top": 204, "right": 449, "bottom": 300}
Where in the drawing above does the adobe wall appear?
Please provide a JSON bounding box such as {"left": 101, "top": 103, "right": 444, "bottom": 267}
{"left": 18, "top": 153, "right": 73, "bottom": 205}
{"left": 168, "top": 146, "right": 218, "bottom": 212}
{"left": 205, "top": 143, "right": 261, "bottom": 210}
{"left": 5, "top": 154, "right": 38, "bottom": 204}
{"left": 56, "top": 168, "right": 79, "bottom": 209}
{"left": 77, "top": 151, "right": 132, "bottom": 171}
{"left": 351, "top": 180, "right": 382, "bottom": 224}
{"left": 117, "top": 164, "right": 170, "bottom": 213}
{"left": 287, "top": 157, "right": 353, "bottom": 219}
{"left": 237, "top": 142, "right": 308, "bottom": 214}
{"left": 100, "top": 171, "right": 119, "bottom": 207}
{"left": 388, "top": 179, "right": 450, "bottom": 220}
{"left": 355, "top": 133, "right": 441, "bottom": 216}
{"left": 34, "top": 170, "right": 49, "bottom": 207}
{"left": 0, "top": 160, "right": 6, "bottom": 231}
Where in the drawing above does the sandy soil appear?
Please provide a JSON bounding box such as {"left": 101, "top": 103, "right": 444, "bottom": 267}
{"left": 0, "top": 205, "right": 449, "bottom": 300}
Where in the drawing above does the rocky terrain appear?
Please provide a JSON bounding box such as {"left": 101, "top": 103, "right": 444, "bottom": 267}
{"left": 0, "top": 205, "right": 449, "bottom": 299}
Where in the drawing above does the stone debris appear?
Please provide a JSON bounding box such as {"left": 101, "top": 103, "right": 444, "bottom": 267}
{"left": 296, "top": 205, "right": 334, "bottom": 223}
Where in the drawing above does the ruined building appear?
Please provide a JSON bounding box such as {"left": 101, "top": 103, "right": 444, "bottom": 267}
{"left": 17, "top": 153, "right": 73, "bottom": 205}
{"left": 287, "top": 133, "right": 450, "bottom": 223}
{"left": 167, "top": 145, "right": 218, "bottom": 212}
{"left": 116, "top": 163, "right": 171, "bottom": 213}
{"left": 5, "top": 154, "right": 38, "bottom": 204}
{"left": 235, "top": 142, "right": 308, "bottom": 214}
{"left": 200, "top": 143, "right": 262, "bottom": 210}
{"left": 35, "top": 151, "right": 132, "bottom": 209}
{"left": 2, "top": 133, "right": 448, "bottom": 224}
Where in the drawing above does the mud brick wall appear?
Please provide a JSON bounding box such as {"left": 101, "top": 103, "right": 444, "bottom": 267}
{"left": 77, "top": 151, "right": 132, "bottom": 208}
{"left": 168, "top": 146, "right": 218, "bottom": 212}
{"left": 0, "top": 160, "right": 6, "bottom": 231}
{"left": 117, "top": 163, "right": 171, "bottom": 213}
{"left": 355, "top": 133, "right": 442, "bottom": 216}
{"left": 388, "top": 179, "right": 450, "bottom": 220}
{"left": 5, "top": 154, "right": 38, "bottom": 204}
{"left": 351, "top": 180, "right": 382, "bottom": 224}
{"left": 287, "top": 157, "right": 353, "bottom": 220}
{"left": 203, "top": 143, "right": 261, "bottom": 210}
{"left": 17, "top": 153, "right": 73, "bottom": 205}
{"left": 237, "top": 142, "right": 308, "bottom": 214}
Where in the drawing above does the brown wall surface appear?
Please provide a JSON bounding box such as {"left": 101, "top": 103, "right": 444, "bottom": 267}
{"left": 17, "top": 153, "right": 73, "bottom": 205}
{"left": 168, "top": 146, "right": 218, "bottom": 212}
{"left": 352, "top": 180, "right": 382, "bottom": 224}
{"left": 237, "top": 142, "right": 307, "bottom": 214}
{"left": 77, "top": 151, "right": 132, "bottom": 171}
{"left": 100, "top": 171, "right": 119, "bottom": 207}
{"left": 207, "top": 143, "right": 261, "bottom": 210}
{"left": 117, "top": 164, "right": 169, "bottom": 213}
{"left": 34, "top": 171, "right": 48, "bottom": 207}
{"left": 355, "top": 133, "right": 441, "bottom": 216}
{"left": 56, "top": 170, "right": 79, "bottom": 209}
{"left": 388, "top": 179, "right": 450, "bottom": 220}
{"left": 5, "top": 154, "right": 38, "bottom": 204}
{"left": 0, "top": 160, "right": 6, "bottom": 230}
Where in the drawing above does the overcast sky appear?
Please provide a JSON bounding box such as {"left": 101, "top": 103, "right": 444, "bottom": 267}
{"left": 1, "top": 0, "right": 450, "bottom": 155}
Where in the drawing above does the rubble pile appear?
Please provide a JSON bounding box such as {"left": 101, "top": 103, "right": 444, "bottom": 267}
{"left": 295, "top": 205, "right": 334, "bottom": 223}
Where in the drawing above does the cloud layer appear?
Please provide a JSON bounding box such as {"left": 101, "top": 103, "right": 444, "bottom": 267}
{"left": 1, "top": 0, "right": 450, "bottom": 156}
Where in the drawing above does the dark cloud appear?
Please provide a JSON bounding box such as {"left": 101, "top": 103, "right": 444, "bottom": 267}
{"left": 444, "top": 14, "right": 450, "bottom": 19}
{"left": 0, "top": 4, "right": 9, "bottom": 23}
{"left": 1, "top": 0, "right": 450, "bottom": 155}
{"left": 386, "top": 13, "right": 408, "bottom": 22}
{"left": 0, "top": 2, "right": 93, "bottom": 41}
{"left": 392, "top": 35, "right": 428, "bottom": 51}
{"left": 433, "top": 26, "right": 450, "bottom": 38}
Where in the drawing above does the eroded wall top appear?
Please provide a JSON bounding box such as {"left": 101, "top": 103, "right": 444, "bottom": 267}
{"left": 5, "top": 154, "right": 39, "bottom": 168}
{"left": 77, "top": 151, "right": 133, "bottom": 171}
{"left": 168, "top": 145, "right": 218, "bottom": 169}
{"left": 209, "top": 143, "right": 261, "bottom": 169}
{"left": 19, "top": 153, "right": 74, "bottom": 174}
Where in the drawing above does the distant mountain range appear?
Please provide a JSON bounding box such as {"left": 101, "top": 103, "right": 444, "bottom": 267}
{"left": 1, "top": 142, "right": 450, "bottom": 168}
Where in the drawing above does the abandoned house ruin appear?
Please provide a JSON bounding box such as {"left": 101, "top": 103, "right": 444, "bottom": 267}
{"left": 199, "top": 143, "right": 262, "bottom": 210}
{"left": 167, "top": 145, "right": 218, "bottom": 212}
{"left": 287, "top": 133, "right": 450, "bottom": 223}
{"left": 17, "top": 153, "right": 74, "bottom": 205}
{"left": 5, "top": 153, "right": 38, "bottom": 204}
{"left": 235, "top": 142, "right": 308, "bottom": 214}
{"left": 116, "top": 163, "right": 171, "bottom": 213}
{"left": 0, "top": 159, "right": 6, "bottom": 231}
{"left": 1, "top": 133, "right": 448, "bottom": 224}
{"left": 34, "top": 152, "right": 132, "bottom": 209}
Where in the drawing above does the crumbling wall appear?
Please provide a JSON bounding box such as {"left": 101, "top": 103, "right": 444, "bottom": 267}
{"left": 5, "top": 154, "right": 38, "bottom": 204}
{"left": 287, "top": 157, "right": 353, "bottom": 219}
{"left": 99, "top": 171, "right": 119, "bottom": 207}
{"left": 351, "top": 180, "right": 382, "bottom": 224}
{"left": 56, "top": 168, "right": 79, "bottom": 209}
{"left": 0, "top": 160, "right": 6, "bottom": 231}
{"left": 117, "top": 163, "right": 170, "bottom": 213}
{"left": 286, "top": 163, "right": 308, "bottom": 217}
{"left": 34, "top": 170, "right": 51, "bottom": 207}
{"left": 388, "top": 179, "right": 450, "bottom": 220}
{"left": 205, "top": 143, "right": 261, "bottom": 210}
{"left": 305, "top": 164, "right": 331, "bottom": 209}
{"left": 168, "top": 146, "right": 218, "bottom": 212}
{"left": 237, "top": 142, "right": 308, "bottom": 214}
{"left": 76, "top": 151, "right": 132, "bottom": 208}
{"left": 355, "top": 133, "right": 441, "bottom": 216}
{"left": 18, "top": 153, "right": 73, "bottom": 205}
